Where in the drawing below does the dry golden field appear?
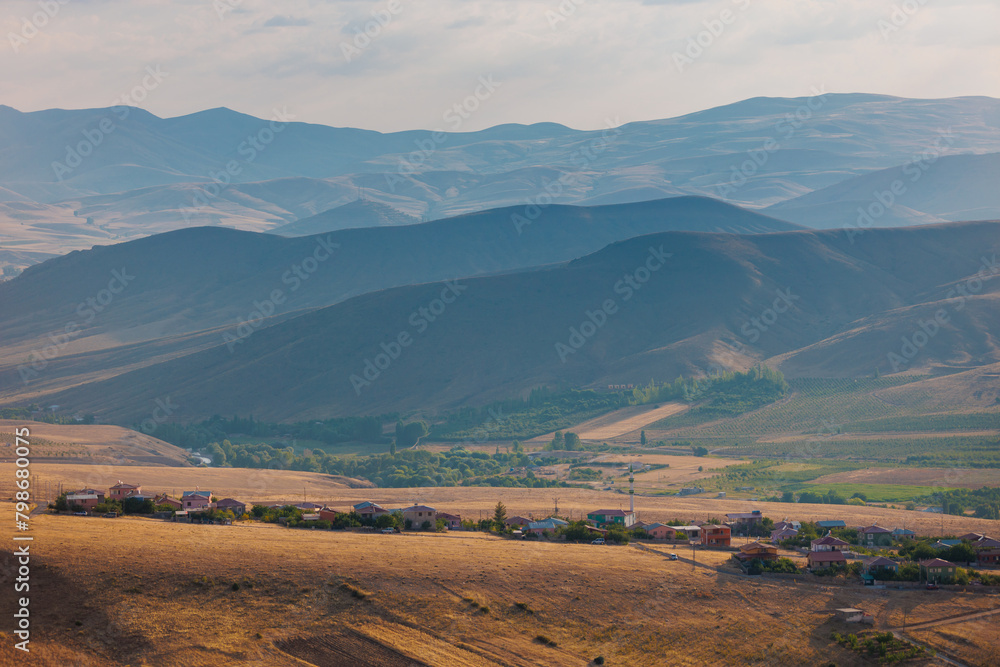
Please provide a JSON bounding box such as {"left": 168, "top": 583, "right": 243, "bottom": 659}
{"left": 522, "top": 403, "right": 688, "bottom": 446}
{"left": 0, "top": 420, "right": 188, "bottom": 467}
{"left": 2, "top": 509, "right": 999, "bottom": 666}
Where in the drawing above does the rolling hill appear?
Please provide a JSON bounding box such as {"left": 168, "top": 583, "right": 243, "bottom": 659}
{"left": 0, "top": 197, "right": 799, "bottom": 401}
{"left": 768, "top": 152, "right": 1000, "bottom": 228}
{"left": 4, "top": 94, "right": 1000, "bottom": 273}
{"left": 272, "top": 199, "right": 421, "bottom": 236}
{"left": 25, "top": 220, "right": 1000, "bottom": 423}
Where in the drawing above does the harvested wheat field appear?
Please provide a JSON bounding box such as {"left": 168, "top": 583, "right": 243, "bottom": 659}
{"left": 2, "top": 508, "right": 998, "bottom": 666}
{"left": 523, "top": 403, "right": 689, "bottom": 446}
{"left": 0, "top": 420, "right": 188, "bottom": 466}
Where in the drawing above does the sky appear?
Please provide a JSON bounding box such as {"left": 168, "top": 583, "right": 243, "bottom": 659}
{"left": 2, "top": 0, "right": 999, "bottom": 132}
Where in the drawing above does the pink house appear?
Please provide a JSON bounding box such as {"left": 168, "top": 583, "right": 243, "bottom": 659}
{"left": 644, "top": 523, "right": 675, "bottom": 540}
{"left": 182, "top": 491, "right": 212, "bottom": 510}
{"left": 109, "top": 482, "right": 141, "bottom": 501}
{"left": 66, "top": 489, "right": 104, "bottom": 512}
{"left": 318, "top": 507, "right": 340, "bottom": 522}
{"left": 437, "top": 512, "right": 462, "bottom": 530}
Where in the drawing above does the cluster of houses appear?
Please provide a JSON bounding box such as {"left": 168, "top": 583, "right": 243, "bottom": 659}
{"left": 63, "top": 481, "right": 246, "bottom": 518}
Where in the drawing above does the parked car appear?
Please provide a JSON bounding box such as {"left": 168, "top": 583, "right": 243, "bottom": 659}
{"left": 73, "top": 511, "right": 88, "bottom": 516}
{"left": 380, "top": 528, "right": 395, "bottom": 534}
{"left": 668, "top": 553, "right": 679, "bottom": 561}
{"left": 103, "top": 512, "right": 118, "bottom": 518}
{"left": 925, "top": 582, "right": 939, "bottom": 590}
{"left": 591, "top": 538, "right": 606, "bottom": 545}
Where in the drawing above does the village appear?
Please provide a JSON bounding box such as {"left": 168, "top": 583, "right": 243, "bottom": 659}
{"left": 58, "top": 477, "right": 1000, "bottom": 601}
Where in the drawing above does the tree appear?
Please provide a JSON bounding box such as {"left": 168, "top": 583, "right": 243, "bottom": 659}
{"left": 389, "top": 440, "right": 397, "bottom": 456}
{"left": 564, "top": 432, "right": 581, "bottom": 450}
{"left": 549, "top": 431, "right": 565, "bottom": 450}
{"left": 513, "top": 440, "right": 523, "bottom": 453}
{"left": 640, "top": 430, "right": 647, "bottom": 446}
{"left": 395, "top": 421, "right": 430, "bottom": 449}
{"left": 692, "top": 446, "right": 709, "bottom": 457}
{"left": 493, "top": 501, "right": 507, "bottom": 528}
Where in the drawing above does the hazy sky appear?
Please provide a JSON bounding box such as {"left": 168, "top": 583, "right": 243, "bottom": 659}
{"left": 3, "top": 0, "right": 998, "bottom": 132}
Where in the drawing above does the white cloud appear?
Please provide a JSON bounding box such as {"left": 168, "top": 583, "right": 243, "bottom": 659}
{"left": 0, "top": 0, "right": 997, "bottom": 131}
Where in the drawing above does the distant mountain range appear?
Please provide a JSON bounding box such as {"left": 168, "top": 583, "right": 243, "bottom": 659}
{"left": 3, "top": 94, "right": 1000, "bottom": 270}
{"left": 3, "top": 213, "right": 997, "bottom": 423}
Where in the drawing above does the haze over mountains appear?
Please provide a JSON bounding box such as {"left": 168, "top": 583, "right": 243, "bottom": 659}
{"left": 2, "top": 93, "right": 1000, "bottom": 426}
{"left": 3, "top": 94, "right": 1000, "bottom": 272}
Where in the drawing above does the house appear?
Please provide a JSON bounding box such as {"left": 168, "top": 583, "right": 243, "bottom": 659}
{"left": 526, "top": 518, "right": 568, "bottom": 535}
{"left": 859, "top": 525, "right": 893, "bottom": 547}
{"left": 891, "top": 528, "right": 916, "bottom": 540}
{"left": 736, "top": 541, "right": 778, "bottom": 562}
{"left": 932, "top": 539, "right": 962, "bottom": 550}
{"left": 864, "top": 556, "right": 899, "bottom": 576}
{"left": 301, "top": 513, "right": 320, "bottom": 522}
{"left": 587, "top": 509, "right": 637, "bottom": 528}
{"left": 701, "top": 524, "right": 731, "bottom": 547}
{"left": 726, "top": 510, "right": 763, "bottom": 527}
{"left": 318, "top": 507, "right": 340, "bottom": 522}
{"left": 816, "top": 520, "right": 846, "bottom": 529}
{"left": 977, "top": 549, "right": 1000, "bottom": 568}
{"left": 109, "top": 482, "right": 141, "bottom": 501}
{"left": 771, "top": 527, "right": 798, "bottom": 543}
{"left": 972, "top": 538, "right": 1000, "bottom": 551}
{"left": 644, "top": 523, "right": 675, "bottom": 540}
{"left": 810, "top": 534, "right": 851, "bottom": 552}
{"left": 182, "top": 490, "right": 212, "bottom": 510}
{"left": 65, "top": 491, "right": 103, "bottom": 512}
{"left": 671, "top": 525, "right": 701, "bottom": 542}
{"left": 437, "top": 512, "right": 462, "bottom": 530}
{"left": 402, "top": 504, "right": 437, "bottom": 528}
{"left": 959, "top": 533, "right": 987, "bottom": 542}
{"left": 296, "top": 502, "right": 323, "bottom": 511}
{"left": 215, "top": 498, "right": 247, "bottom": 516}
{"left": 504, "top": 516, "right": 531, "bottom": 528}
{"left": 353, "top": 501, "right": 388, "bottom": 521}
{"left": 153, "top": 494, "right": 183, "bottom": 510}
{"left": 920, "top": 558, "right": 958, "bottom": 583}
{"left": 808, "top": 550, "right": 846, "bottom": 569}
{"left": 773, "top": 521, "right": 800, "bottom": 532}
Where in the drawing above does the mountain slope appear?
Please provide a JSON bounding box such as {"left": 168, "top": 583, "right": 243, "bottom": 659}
{"left": 26, "top": 221, "right": 1000, "bottom": 423}
{"left": 768, "top": 153, "right": 1000, "bottom": 228}
{"left": 273, "top": 199, "right": 421, "bottom": 236}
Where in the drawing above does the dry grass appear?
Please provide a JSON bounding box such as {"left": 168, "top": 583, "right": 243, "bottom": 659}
{"left": 0, "top": 419, "right": 188, "bottom": 466}
{"left": 1, "top": 508, "right": 998, "bottom": 666}
{"left": 811, "top": 466, "right": 1000, "bottom": 489}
